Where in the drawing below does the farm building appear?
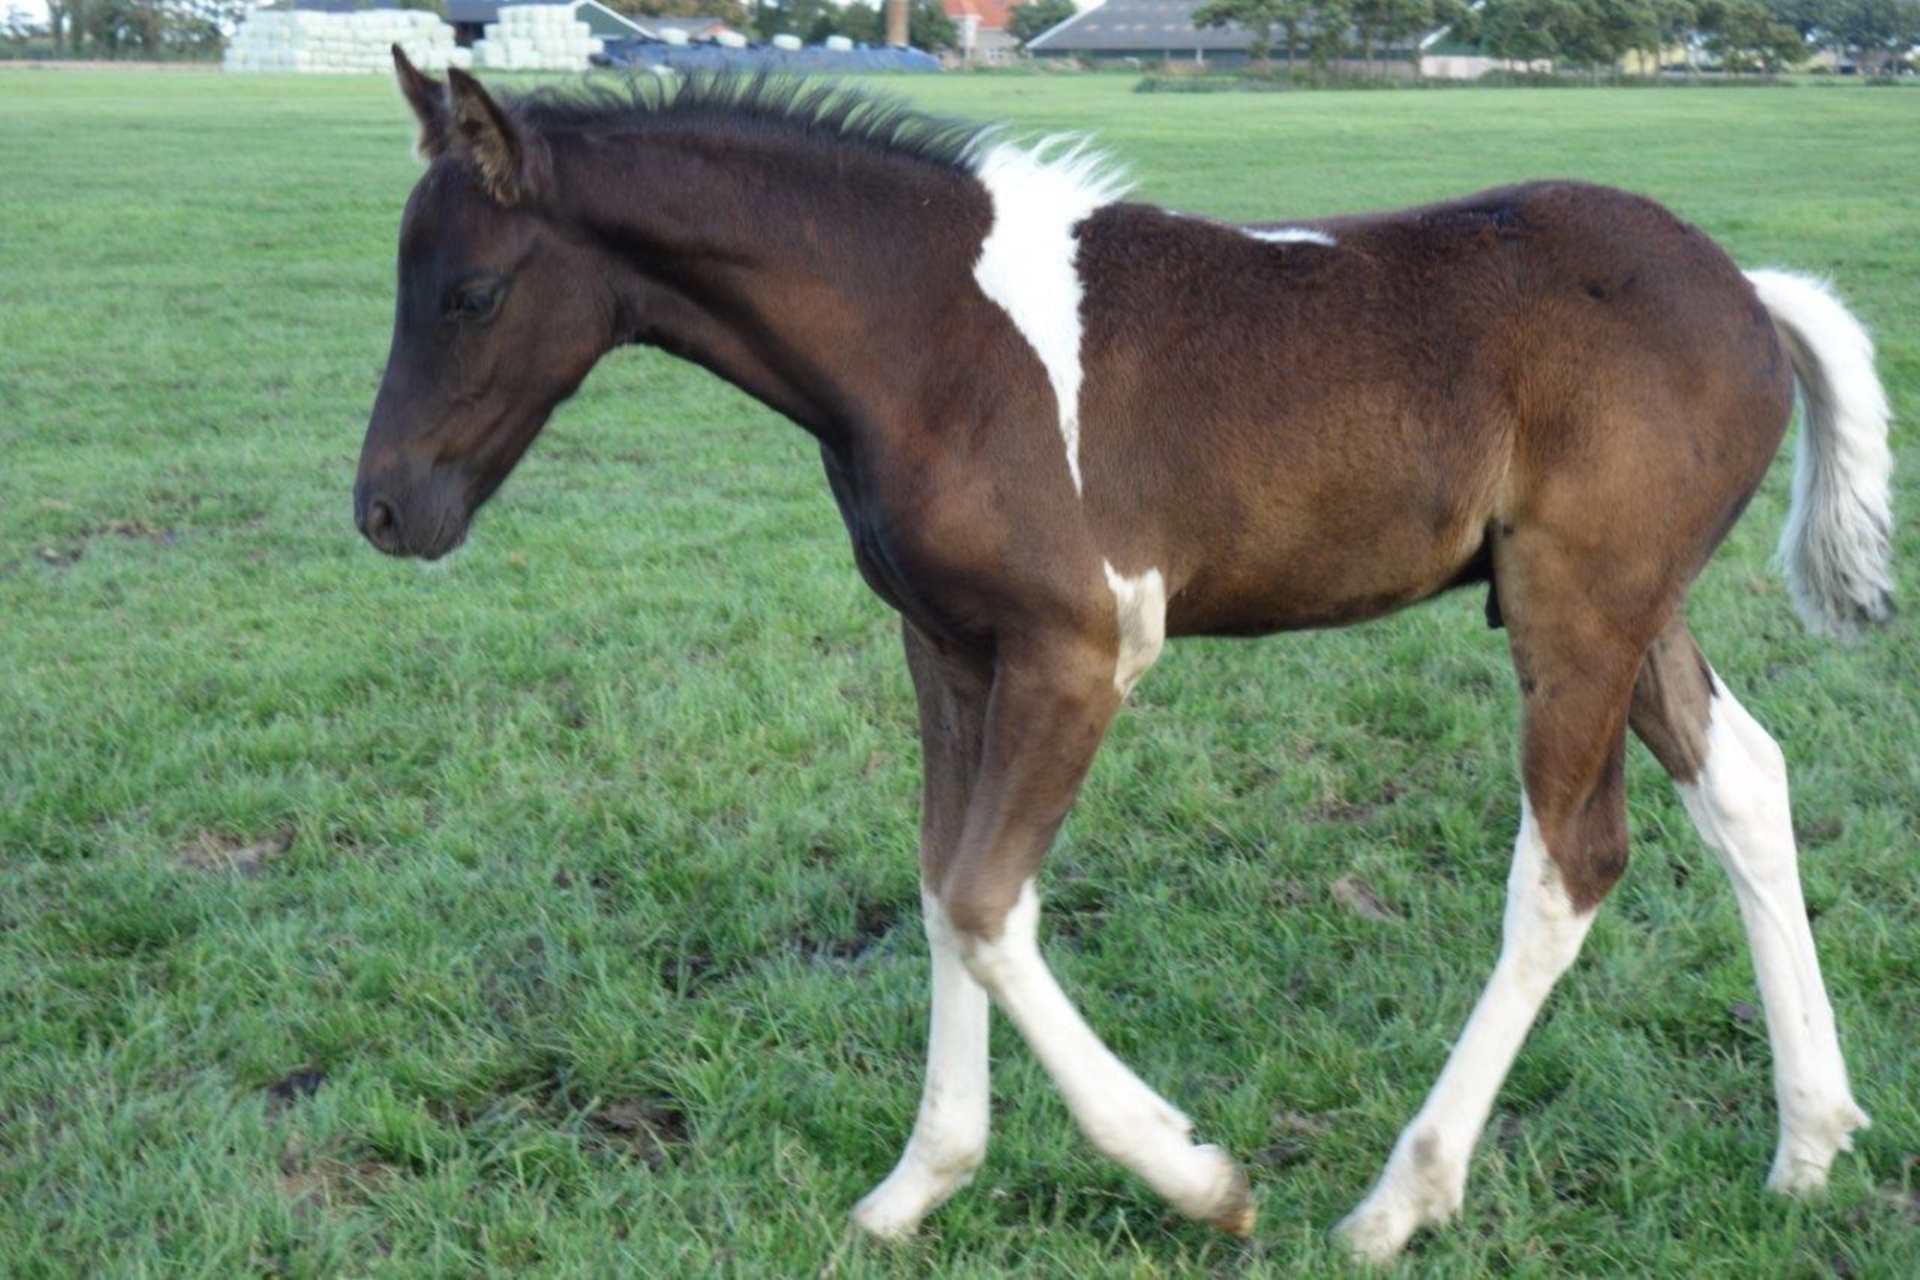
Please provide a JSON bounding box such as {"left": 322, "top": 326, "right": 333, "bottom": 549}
{"left": 444, "top": 0, "right": 652, "bottom": 46}
{"left": 943, "top": 0, "right": 1022, "bottom": 64}
{"left": 1025, "top": 0, "right": 1506, "bottom": 77}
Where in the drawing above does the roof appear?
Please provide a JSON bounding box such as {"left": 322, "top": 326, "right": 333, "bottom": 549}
{"left": 943, "top": 0, "right": 1020, "bottom": 32}
{"left": 1027, "top": 0, "right": 1433, "bottom": 54}
{"left": 445, "top": 0, "right": 650, "bottom": 37}
{"left": 447, "top": 0, "right": 566, "bottom": 22}
{"left": 648, "top": 14, "right": 734, "bottom": 32}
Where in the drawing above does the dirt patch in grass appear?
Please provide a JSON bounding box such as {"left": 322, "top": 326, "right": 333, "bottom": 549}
{"left": 586, "top": 1098, "right": 690, "bottom": 1169}
{"left": 28, "top": 517, "right": 178, "bottom": 570}
{"left": 101, "top": 518, "right": 178, "bottom": 546}
{"left": 1331, "top": 874, "right": 1400, "bottom": 923}
{"left": 1309, "top": 781, "right": 1404, "bottom": 825}
{"left": 1256, "top": 1110, "right": 1334, "bottom": 1170}
{"left": 277, "top": 1135, "right": 397, "bottom": 1217}
{"left": 793, "top": 897, "right": 903, "bottom": 964}
{"left": 659, "top": 948, "right": 730, "bottom": 998}
{"left": 175, "top": 829, "right": 291, "bottom": 877}
{"left": 264, "top": 1065, "right": 326, "bottom": 1111}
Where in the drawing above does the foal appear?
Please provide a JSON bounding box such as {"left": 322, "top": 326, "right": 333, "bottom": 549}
{"left": 356, "top": 55, "right": 1893, "bottom": 1260}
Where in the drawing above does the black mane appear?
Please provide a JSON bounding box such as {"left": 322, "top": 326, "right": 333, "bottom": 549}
{"left": 505, "top": 74, "right": 990, "bottom": 173}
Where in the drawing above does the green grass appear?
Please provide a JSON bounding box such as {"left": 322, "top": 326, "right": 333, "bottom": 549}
{"left": 2, "top": 70, "right": 1917, "bottom": 1275}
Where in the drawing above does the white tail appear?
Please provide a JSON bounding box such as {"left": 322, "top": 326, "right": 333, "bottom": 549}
{"left": 1745, "top": 269, "right": 1895, "bottom": 638}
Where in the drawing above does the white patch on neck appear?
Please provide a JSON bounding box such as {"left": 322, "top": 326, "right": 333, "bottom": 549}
{"left": 1244, "top": 226, "right": 1335, "bottom": 247}
{"left": 968, "top": 138, "right": 1131, "bottom": 496}
{"left": 1103, "top": 561, "right": 1166, "bottom": 696}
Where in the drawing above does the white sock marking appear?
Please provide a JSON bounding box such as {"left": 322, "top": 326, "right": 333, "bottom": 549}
{"left": 1243, "top": 226, "right": 1335, "bottom": 247}
{"left": 1337, "top": 798, "right": 1594, "bottom": 1263}
{"left": 853, "top": 891, "right": 992, "bottom": 1239}
{"left": 964, "top": 880, "right": 1244, "bottom": 1222}
{"left": 1675, "top": 672, "right": 1867, "bottom": 1193}
{"left": 1103, "top": 561, "right": 1166, "bottom": 697}
{"left": 969, "top": 139, "right": 1130, "bottom": 496}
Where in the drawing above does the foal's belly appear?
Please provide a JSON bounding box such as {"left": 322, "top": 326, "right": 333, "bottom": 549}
{"left": 1171, "top": 542, "right": 1489, "bottom": 638}
{"left": 1156, "top": 471, "right": 1497, "bottom": 639}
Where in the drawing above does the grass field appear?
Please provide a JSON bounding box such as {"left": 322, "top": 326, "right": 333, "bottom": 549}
{"left": 2, "top": 70, "right": 1917, "bottom": 1275}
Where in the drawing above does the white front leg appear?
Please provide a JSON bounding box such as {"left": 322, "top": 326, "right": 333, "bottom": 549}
{"left": 962, "top": 881, "right": 1255, "bottom": 1235}
{"left": 852, "top": 892, "right": 991, "bottom": 1239}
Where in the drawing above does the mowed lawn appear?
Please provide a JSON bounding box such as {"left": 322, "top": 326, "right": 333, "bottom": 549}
{"left": 2, "top": 69, "right": 1917, "bottom": 1275}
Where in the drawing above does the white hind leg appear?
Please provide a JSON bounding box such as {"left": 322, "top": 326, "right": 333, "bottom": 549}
{"left": 1676, "top": 672, "right": 1869, "bottom": 1192}
{"left": 1334, "top": 799, "right": 1598, "bottom": 1263}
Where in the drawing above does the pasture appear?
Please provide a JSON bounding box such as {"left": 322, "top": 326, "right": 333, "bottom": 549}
{"left": 1, "top": 70, "right": 1917, "bottom": 1274}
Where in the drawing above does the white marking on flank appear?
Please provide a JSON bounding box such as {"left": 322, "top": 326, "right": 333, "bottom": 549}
{"left": 963, "top": 880, "right": 1248, "bottom": 1226}
{"left": 1244, "top": 226, "right": 1336, "bottom": 247}
{"left": 1103, "top": 561, "right": 1166, "bottom": 697}
{"left": 852, "top": 890, "right": 992, "bottom": 1239}
{"left": 969, "top": 138, "right": 1131, "bottom": 496}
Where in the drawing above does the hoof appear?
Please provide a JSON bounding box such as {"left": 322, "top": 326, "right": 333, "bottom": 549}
{"left": 1332, "top": 1205, "right": 1411, "bottom": 1268}
{"left": 850, "top": 1196, "right": 922, "bottom": 1242}
{"left": 1203, "top": 1152, "right": 1257, "bottom": 1238}
{"left": 1766, "top": 1103, "right": 1871, "bottom": 1197}
{"left": 852, "top": 1173, "right": 947, "bottom": 1242}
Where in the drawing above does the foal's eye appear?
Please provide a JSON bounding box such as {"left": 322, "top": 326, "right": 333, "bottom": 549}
{"left": 448, "top": 283, "right": 503, "bottom": 323}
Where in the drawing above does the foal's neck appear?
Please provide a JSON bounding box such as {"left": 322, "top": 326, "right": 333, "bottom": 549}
{"left": 560, "top": 129, "right": 990, "bottom": 454}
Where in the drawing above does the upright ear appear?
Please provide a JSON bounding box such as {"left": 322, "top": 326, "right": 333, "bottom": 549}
{"left": 445, "top": 66, "right": 547, "bottom": 207}
{"left": 392, "top": 44, "right": 447, "bottom": 161}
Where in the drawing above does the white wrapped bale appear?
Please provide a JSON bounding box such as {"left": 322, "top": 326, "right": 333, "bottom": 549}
{"left": 477, "top": 5, "right": 600, "bottom": 71}
{"left": 225, "top": 7, "right": 461, "bottom": 76}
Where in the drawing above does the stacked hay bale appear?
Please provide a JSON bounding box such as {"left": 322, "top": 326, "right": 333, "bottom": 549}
{"left": 471, "top": 5, "right": 604, "bottom": 71}
{"left": 224, "top": 9, "right": 470, "bottom": 75}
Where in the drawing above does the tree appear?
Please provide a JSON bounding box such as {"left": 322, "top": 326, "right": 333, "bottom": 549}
{"left": 1696, "top": 0, "right": 1809, "bottom": 68}
{"left": 1305, "top": 0, "right": 1353, "bottom": 66}
{"left": 3, "top": 3, "right": 37, "bottom": 41}
{"left": 1352, "top": 0, "right": 1440, "bottom": 71}
{"left": 1192, "top": 0, "right": 1286, "bottom": 63}
{"left": 606, "top": 0, "right": 754, "bottom": 32}
{"left": 821, "top": 0, "right": 955, "bottom": 47}
{"left": 753, "top": 0, "right": 841, "bottom": 40}
{"left": 1832, "top": 0, "right": 1920, "bottom": 73}
{"left": 1479, "top": 0, "right": 1563, "bottom": 63}
{"left": 1010, "top": 0, "right": 1075, "bottom": 44}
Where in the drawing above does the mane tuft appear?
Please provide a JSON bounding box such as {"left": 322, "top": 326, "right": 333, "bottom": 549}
{"left": 501, "top": 73, "right": 992, "bottom": 174}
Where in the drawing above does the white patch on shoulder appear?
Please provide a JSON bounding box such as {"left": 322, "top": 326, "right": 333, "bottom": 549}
{"left": 1244, "top": 226, "right": 1335, "bottom": 247}
{"left": 968, "top": 138, "right": 1131, "bottom": 496}
{"left": 1102, "top": 561, "right": 1166, "bottom": 697}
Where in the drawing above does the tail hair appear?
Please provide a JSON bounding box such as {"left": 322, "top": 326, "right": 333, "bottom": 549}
{"left": 1745, "top": 269, "right": 1895, "bottom": 638}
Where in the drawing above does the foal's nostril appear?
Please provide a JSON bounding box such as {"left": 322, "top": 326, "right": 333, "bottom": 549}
{"left": 362, "top": 497, "right": 400, "bottom": 549}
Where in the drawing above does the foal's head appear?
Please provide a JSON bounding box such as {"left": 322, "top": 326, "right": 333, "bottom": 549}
{"left": 355, "top": 49, "right": 613, "bottom": 560}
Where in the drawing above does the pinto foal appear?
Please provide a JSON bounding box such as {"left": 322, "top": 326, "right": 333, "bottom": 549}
{"left": 356, "top": 55, "right": 1893, "bottom": 1260}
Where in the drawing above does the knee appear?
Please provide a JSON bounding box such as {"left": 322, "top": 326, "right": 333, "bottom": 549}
{"left": 1549, "top": 829, "right": 1629, "bottom": 915}
{"left": 938, "top": 865, "right": 1031, "bottom": 954}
